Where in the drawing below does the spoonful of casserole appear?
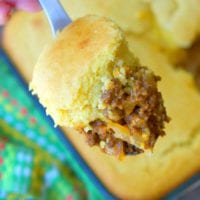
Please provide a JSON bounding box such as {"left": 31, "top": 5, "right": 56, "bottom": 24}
{"left": 31, "top": 1, "right": 169, "bottom": 157}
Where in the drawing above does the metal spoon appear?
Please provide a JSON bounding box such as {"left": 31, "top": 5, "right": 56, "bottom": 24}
{"left": 38, "top": 0, "right": 72, "bottom": 37}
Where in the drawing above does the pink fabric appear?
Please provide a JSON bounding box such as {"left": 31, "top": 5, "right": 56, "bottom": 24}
{"left": 0, "top": 2, "right": 12, "bottom": 25}
{"left": 0, "top": 0, "right": 41, "bottom": 25}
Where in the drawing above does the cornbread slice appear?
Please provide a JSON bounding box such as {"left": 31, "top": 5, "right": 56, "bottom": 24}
{"left": 30, "top": 15, "right": 168, "bottom": 156}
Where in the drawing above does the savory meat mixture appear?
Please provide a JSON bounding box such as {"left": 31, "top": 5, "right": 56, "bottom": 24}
{"left": 82, "top": 66, "right": 169, "bottom": 156}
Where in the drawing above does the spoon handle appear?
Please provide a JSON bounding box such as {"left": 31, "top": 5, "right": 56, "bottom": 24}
{"left": 38, "top": 0, "right": 72, "bottom": 37}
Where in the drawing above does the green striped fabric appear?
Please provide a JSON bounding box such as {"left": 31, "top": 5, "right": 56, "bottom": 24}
{"left": 0, "top": 50, "right": 103, "bottom": 200}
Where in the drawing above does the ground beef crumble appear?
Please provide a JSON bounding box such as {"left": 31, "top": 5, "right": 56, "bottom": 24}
{"left": 82, "top": 66, "right": 169, "bottom": 156}
{"left": 82, "top": 119, "right": 144, "bottom": 156}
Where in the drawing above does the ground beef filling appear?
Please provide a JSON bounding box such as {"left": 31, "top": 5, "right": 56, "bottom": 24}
{"left": 82, "top": 66, "right": 169, "bottom": 156}
{"left": 85, "top": 120, "right": 144, "bottom": 156}
{"left": 175, "top": 38, "right": 200, "bottom": 89}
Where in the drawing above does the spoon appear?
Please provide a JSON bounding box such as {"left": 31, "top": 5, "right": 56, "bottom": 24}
{"left": 38, "top": 0, "right": 72, "bottom": 37}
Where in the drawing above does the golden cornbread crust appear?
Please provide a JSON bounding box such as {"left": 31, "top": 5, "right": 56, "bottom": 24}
{"left": 3, "top": 4, "right": 200, "bottom": 200}
{"left": 30, "top": 15, "right": 127, "bottom": 127}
